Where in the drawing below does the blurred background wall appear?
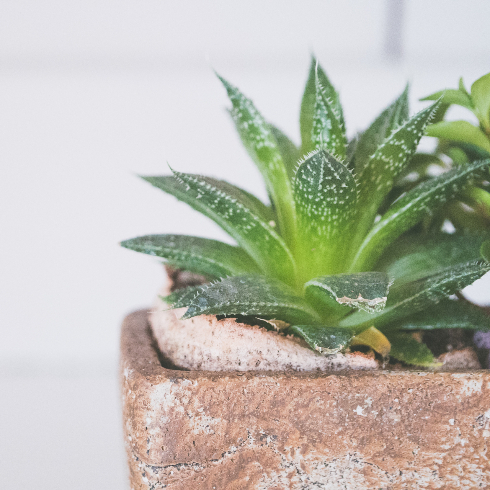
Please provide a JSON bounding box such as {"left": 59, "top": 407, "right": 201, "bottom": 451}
{"left": 0, "top": 1, "right": 489, "bottom": 488}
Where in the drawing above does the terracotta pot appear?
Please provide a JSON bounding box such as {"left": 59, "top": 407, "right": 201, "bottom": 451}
{"left": 121, "top": 309, "right": 490, "bottom": 489}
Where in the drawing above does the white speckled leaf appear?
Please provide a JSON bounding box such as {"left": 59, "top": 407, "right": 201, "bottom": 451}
{"left": 300, "top": 58, "right": 344, "bottom": 155}
{"left": 181, "top": 275, "right": 320, "bottom": 324}
{"left": 219, "top": 76, "right": 296, "bottom": 243}
{"left": 293, "top": 150, "right": 357, "bottom": 276}
{"left": 355, "top": 85, "right": 409, "bottom": 174}
{"left": 142, "top": 174, "right": 296, "bottom": 284}
{"left": 312, "top": 73, "right": 347, "bottom": 159}
{"left": 378, "top": 232, "right": 490, "bottom": 285}
{"left": 120, "top": 234, "right": 259, "bottom": 278}
{"left": 351, "top": 158, "right": 490, "bottom": 271}
{"left": 340, "top": 259, "right": 490, "bottom": 331}
{"left": 305, "top": 272, "right": 390, "bottom": 314}
{"left": 288, "top": 325, "right": 353, "bottom": 354}
{"left": 356, "top": 101, "right": 440, "bottom": 230}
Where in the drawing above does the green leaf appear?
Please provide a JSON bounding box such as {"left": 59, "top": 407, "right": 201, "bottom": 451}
{"left": 269, "top": 125, "right": 301, "bottom": 181}
{"left": 398, "top": 299, "right": 490, "bottom": 331}
{"left": 142, "top": 174, "right": 296, "bottom": 284}
{"left": 351, "top": 158, "right": 490, "bottom": 271}
{"left": 351, "top": 327, "right": 391, "bottom": 357}
{"left": 305, "top": 272, "right": 390, "bottom": 314}
{"left": 120, "top": 235, "right": 259, "bottom": 278}
{"left": 471, "top": 72, "right": 490, "bottom": 129}
{"left": 355, "top": 85, "right": 409, "bottom": 175}
{"left": 421, "top": 89, "right": 473, "bottom": 110}
{"left": 181, "top": 275, "right": 320, "bottom": 324}
{"left": 379, "top": 232, "right": 490, "bottom": 285}
{"left": 459, "top": 77, "right": 470, "bottom": 97}
{"left": 293, "top": 150, "right": 358, "bottom": 277}
{"left": 426, "top": 120, "right": 490, "bottom": 153}
{"left": 341, "top": 259, "right": 490, "bottom": 331}
{"left": 356, "top": 102, "right": 440, "bottom": 233}
{"left": 287, "top": 325, "right": 353, "bottom": 354}
{"left": 387, "top": 333, "right": 437, "bottom": 367}
{"left": 482, "top": 239, "right": 490, "bottom": 262}
{"left": 312, "top": 71, "right": 347, "bottom": 159}
{"left": 219, "top": 76, "right": 296, "bottom": 243}
{"left": 163, "top": 284, "right": 207, "bottom": 308}
{"left": 300, "top": 58, "right": 344, "bottom": 155}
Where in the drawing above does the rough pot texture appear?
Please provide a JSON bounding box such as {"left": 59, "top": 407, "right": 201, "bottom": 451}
{"left": 121, "top": 309, "right": 490, "bottom": 489}
{"left": 149, "top": 269, "right": 379, "bottom": 372}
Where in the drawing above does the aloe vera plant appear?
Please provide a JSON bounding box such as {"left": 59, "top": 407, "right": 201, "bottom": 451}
{"left": 122, "top": 60, "right": 490, "bottom": 367}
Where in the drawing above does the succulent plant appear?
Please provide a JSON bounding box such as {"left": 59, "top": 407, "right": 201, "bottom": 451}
{"left": 417, "top": 72, "right": 490, "bottom": 230}
{"left": 122, "top": 59, "right": 490, "bottom": 367}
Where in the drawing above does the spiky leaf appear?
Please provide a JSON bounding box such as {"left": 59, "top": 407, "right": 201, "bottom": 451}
{"left": 294, "top": 150, "right": 357, "bottom": 276}
{"left": 356, "top": 102, "right": 439, "bottom": 229}
{"left": 288, "top": 325, "right": 353, "bottom": 354}
{"left": 142, "top": 174, "right": 295, "bottom": 283}
{"left": 163, "top": 284, "right": 207, "bottom": 308}
{"left": 426, "top": 120, "right": 490, "bottom": 153}
{"left": 340, "top": 259, "right": 490, "bottom": 331}
{"left": 121, "top": 235, "right": 259, "bottom": 278}
{"left": 379, "top": 232, "right": 490, "bottom": 284}
{"left": 300, "top": 58, "right": 344, "bottom": 155}
{"left": 305, "top": 272, "right": 390, "bottom": 314}
{"left": 398, "top": 299, "right": 490, "bottom": 331}
{"left": 270, "top": 125, "right": 301, "bottom": 181}
{"left": 312, "top": 74, "right": 347, "bottom": 159}
{"left": 351, "top": 158, "right": 490, "bottom": 271}
{"left": 181, "top": 275, "right": 320, "bottom": 324}
{"left": 219, "top": 76, "right": 296, "bottom": 242}
{"left": 387, "top": 332, "right": 437, "bottom": 367}
{"left": 471, "top": 72, "right": 490, "bottom": 129}
{"left": 355, "top": 85, "right": 409, "bottom": 175}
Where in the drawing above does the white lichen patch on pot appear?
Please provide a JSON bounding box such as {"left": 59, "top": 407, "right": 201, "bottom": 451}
{"left": 150, "top": 288, "right": 378, "bottom": 372}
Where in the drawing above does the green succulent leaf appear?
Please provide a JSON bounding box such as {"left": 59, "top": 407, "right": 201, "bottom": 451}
{"left": 356, "top": 101, "right": 440, "bottom": 231}
{"left": 379, "top": 232, "right": 490, "bottom": 285}
{"left": 421, "top": 89, "right": 473, "bottom": 110}
{"left": 426, "top": 120, "right": 490, "bottom": 154}
{"left": 387, "top": 332, "right": 437, "bottom": 367}
{"left": 300, "top": 58, "right": 344, "bottom": 155}
{"left": 305, "top": 272, "right": 390, "bottom": 314}
{"left": 181, "top": 275, "right": 320, "bottom": 324}
{"left": 471, "top": 72, "right": 490, "bottom": 130}
{"left": 270, "top": 125, "right": 301, "bottom": 181}
{"left": 398, "top": 299, "right": 490, "bottom": 331}
{"left": 288, "top": 324, "right": 354, "bottom": 354}
{"left": 355, "top": 85, "right": 409, "bottom": 175}
{"left": 340, "top": 259, "right": 490, "bottom": 331}
{"left": 162, "top": 284, "right": 207, "bottom": 309}
{"left": 312, "top": 72, "right": 347, "bottom": 159}
{"left": 142, "top": 174, "right": 296, "bottom": 283}
{"left": 120, "top": 235, "right": 259, "bottom": 278}
{"left": 219, "top": 76, "right": 296, "bottom": 242}
{"left": 482, "top": 239, "right": 490, "bottom": 261}
{"left": 293, "top": 150, "right": 358, "bottom": 276}
{"left": 352, "top": 158, "right": 490, "bottom": 271}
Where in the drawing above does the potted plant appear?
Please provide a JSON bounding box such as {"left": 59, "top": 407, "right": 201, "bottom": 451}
{"left": 120, "top": 59, "right": 490, "bottom": 489}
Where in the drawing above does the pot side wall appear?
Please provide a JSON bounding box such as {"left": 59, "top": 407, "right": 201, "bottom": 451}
{"left": 121, "top": 310, "right": 490, "bottom": 489}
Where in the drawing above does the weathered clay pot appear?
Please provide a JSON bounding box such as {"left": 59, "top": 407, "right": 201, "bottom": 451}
{"left": 121, "top": 309, "right": 490, "bottom": 489}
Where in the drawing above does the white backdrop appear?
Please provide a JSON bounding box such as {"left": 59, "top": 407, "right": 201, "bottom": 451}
{"left": 0, "top": 2, "right": 489, "bottom": 488}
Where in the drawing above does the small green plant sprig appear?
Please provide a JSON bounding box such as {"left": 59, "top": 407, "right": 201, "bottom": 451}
{"left": 122, "top": 59, "right": 490, "bottom": 367}
{"left": 418, "top": 72, "right": 490, "bottom": 229}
